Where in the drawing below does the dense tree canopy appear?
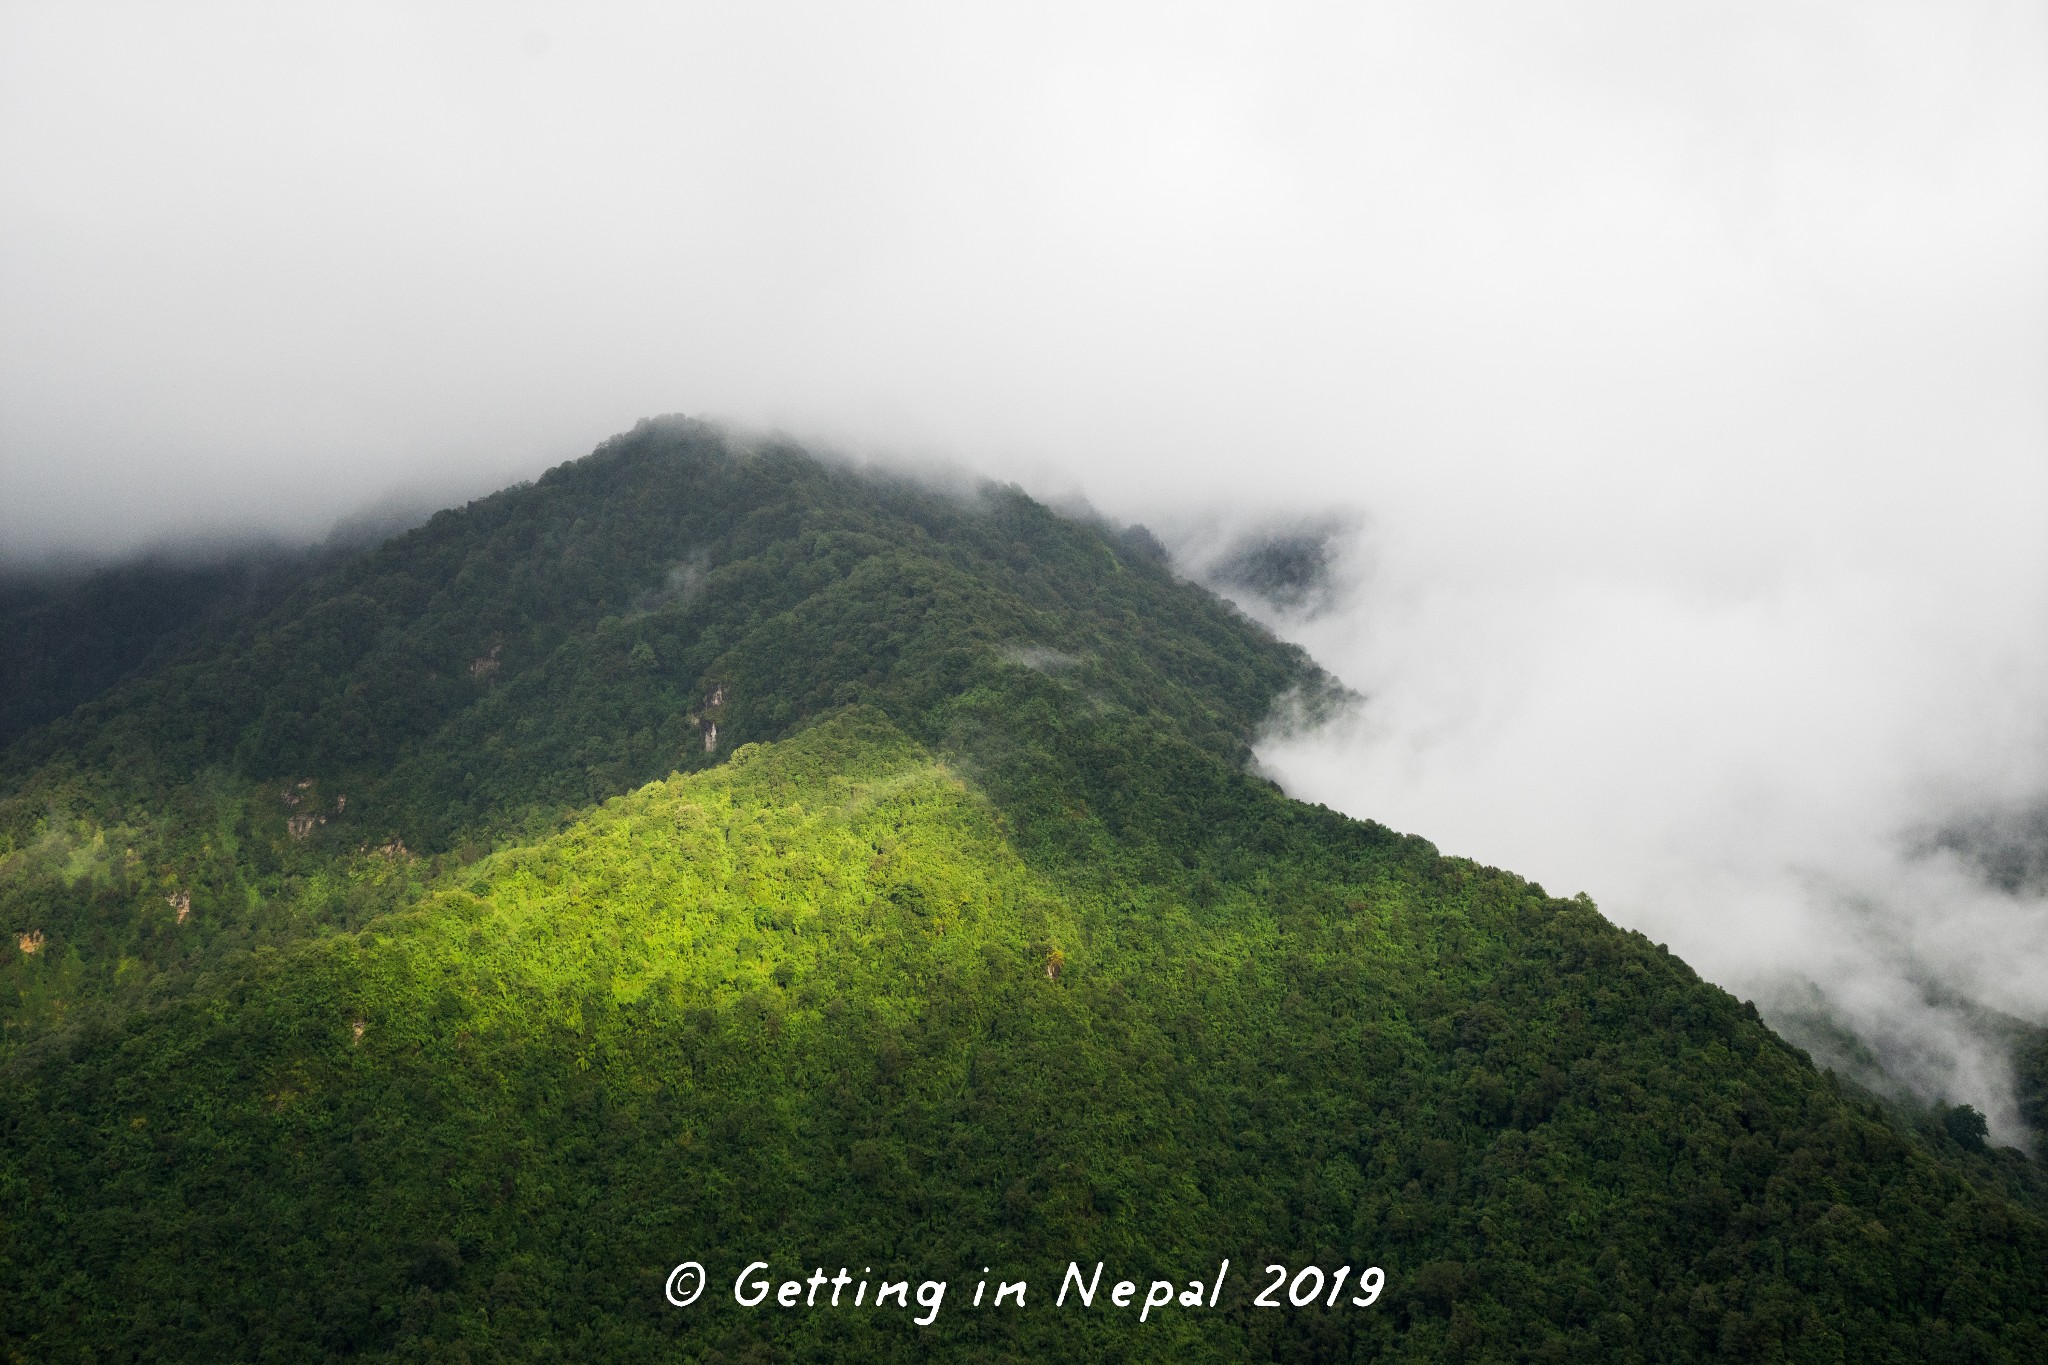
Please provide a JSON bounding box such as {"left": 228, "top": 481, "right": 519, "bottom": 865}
{"left": 3, "top": 420, "right": 2042, "bottom": 1361}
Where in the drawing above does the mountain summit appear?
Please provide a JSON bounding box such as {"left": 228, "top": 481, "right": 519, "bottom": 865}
{"left": 3, "top": 420, "right": 2043, "bottom": 1361}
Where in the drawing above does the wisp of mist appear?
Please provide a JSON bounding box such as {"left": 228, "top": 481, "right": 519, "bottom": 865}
{"left": 1180, "top": 476, "right": 2048, "bottom": 1142}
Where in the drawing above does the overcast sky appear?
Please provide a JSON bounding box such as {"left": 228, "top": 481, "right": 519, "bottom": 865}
{"left": 3, "top": 1, "right": 2045, "bottom": 1131}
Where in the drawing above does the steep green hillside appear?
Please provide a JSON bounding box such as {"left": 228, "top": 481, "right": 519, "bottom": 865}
{"left": 3, "top": 423, "right": 2044, "bottom": 1362}
{"left": 0, "top": 544, "right": 329, "bottom": 752}
{"left": 2, "top": 417, "right": 1316, "bottom": 1048}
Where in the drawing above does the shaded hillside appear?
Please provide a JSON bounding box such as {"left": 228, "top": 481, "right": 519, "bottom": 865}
{"left": 2, "top": 421, "right": 2044, "bottom": 1362}
{"left": 0, "top": 544, "right": 322, "bottom": 751}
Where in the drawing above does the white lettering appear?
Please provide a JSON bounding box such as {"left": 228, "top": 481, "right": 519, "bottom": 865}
{"left": 734, "top": 1261, "right": 770, "bottom": 1307}
{"left": 1058, "top": 1261, "right": 1104, "bottom": 1307}
{"left": 665, "top": 1261, "right": 706, "bottom": 1308}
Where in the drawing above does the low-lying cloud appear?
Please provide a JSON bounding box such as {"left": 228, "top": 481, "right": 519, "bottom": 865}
{"left": 1200, "top": 500, "right": 2048, "bottom": 1142}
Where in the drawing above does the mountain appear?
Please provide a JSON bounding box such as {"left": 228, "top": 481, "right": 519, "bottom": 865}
{"left": 0, "top": 542, "right": 327, "bottom": 753}
{"left": 3, "top": 418, "right": 2044, "bottom": 1363}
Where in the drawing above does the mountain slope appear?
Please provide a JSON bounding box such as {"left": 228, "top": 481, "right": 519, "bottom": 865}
{"left": 0, "top": 543, "right": 331, "bottom": 752}
{"left": 3, "top": 422, "right": 2044, "bottom": 1362}
{"left": 2, "top": 417, "right": 1318, "bottom": 1047}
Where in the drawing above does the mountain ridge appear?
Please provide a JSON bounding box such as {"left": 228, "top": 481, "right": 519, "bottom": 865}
{"left": 3, "top": 420, "right": 2044, "bottom": 1362}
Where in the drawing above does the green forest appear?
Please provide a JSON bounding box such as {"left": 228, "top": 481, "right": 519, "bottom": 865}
{"left": 3, "top": 418, "right": 2044, "bottom": 1362}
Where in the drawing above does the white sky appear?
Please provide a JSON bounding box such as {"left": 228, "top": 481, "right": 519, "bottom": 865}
{"left": 3, "top": 1, "right": 2046, "bottom": 1131}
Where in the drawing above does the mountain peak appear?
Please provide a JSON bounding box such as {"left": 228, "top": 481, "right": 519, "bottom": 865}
{"left": 3, "top": 424, "right": 2043, "bottom": 1362}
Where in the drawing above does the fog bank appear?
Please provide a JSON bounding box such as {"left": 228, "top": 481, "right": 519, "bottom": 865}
{"left": 1216, "top": 499, "right": 2048, "bottom": 1140}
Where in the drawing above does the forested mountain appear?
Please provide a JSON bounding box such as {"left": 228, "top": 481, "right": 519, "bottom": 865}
{"left": 3, "top": 418, "right": 2043, "bottom": 1362}
{"left": 0, "top": 543, "right": 327, "bottom": 752}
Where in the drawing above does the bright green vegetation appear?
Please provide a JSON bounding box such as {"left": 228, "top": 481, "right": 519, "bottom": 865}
{"left": 1, "top": 418, "right": 1309, "bottom": 1048}
{"left": 3, "top": 421, "right": 2045, "bottom": 1361}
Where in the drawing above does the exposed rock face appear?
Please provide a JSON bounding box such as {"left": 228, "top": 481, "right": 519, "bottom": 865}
{"left": 16, "top": 930, "right": 43, "bottom": 955}
{"left": 699, "top": 684, "right": 727, "bottom": 752}
{"left": 469, "top": 644, "right": 503, "bottom": 680}
{"left": 167, "top": 890, "right": 190, "bottom": 923}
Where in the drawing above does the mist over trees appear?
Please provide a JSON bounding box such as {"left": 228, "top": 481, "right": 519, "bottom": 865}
{"left": 2, "top": 423, "right": 2043, "bottom": 1361}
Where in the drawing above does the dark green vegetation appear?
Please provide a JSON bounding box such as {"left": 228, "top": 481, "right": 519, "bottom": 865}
{"left": 3, "top": 419, "right": 2044, "bottom": 1362}
{"left": 1206, "top": 522, "right": 1344, "bottom": 616}
{"left": 2019, "top": 1030, "right": 2048, "bottom": 1145}
{"left": 0, "top": 544, "right": 327, "bottom": 752}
